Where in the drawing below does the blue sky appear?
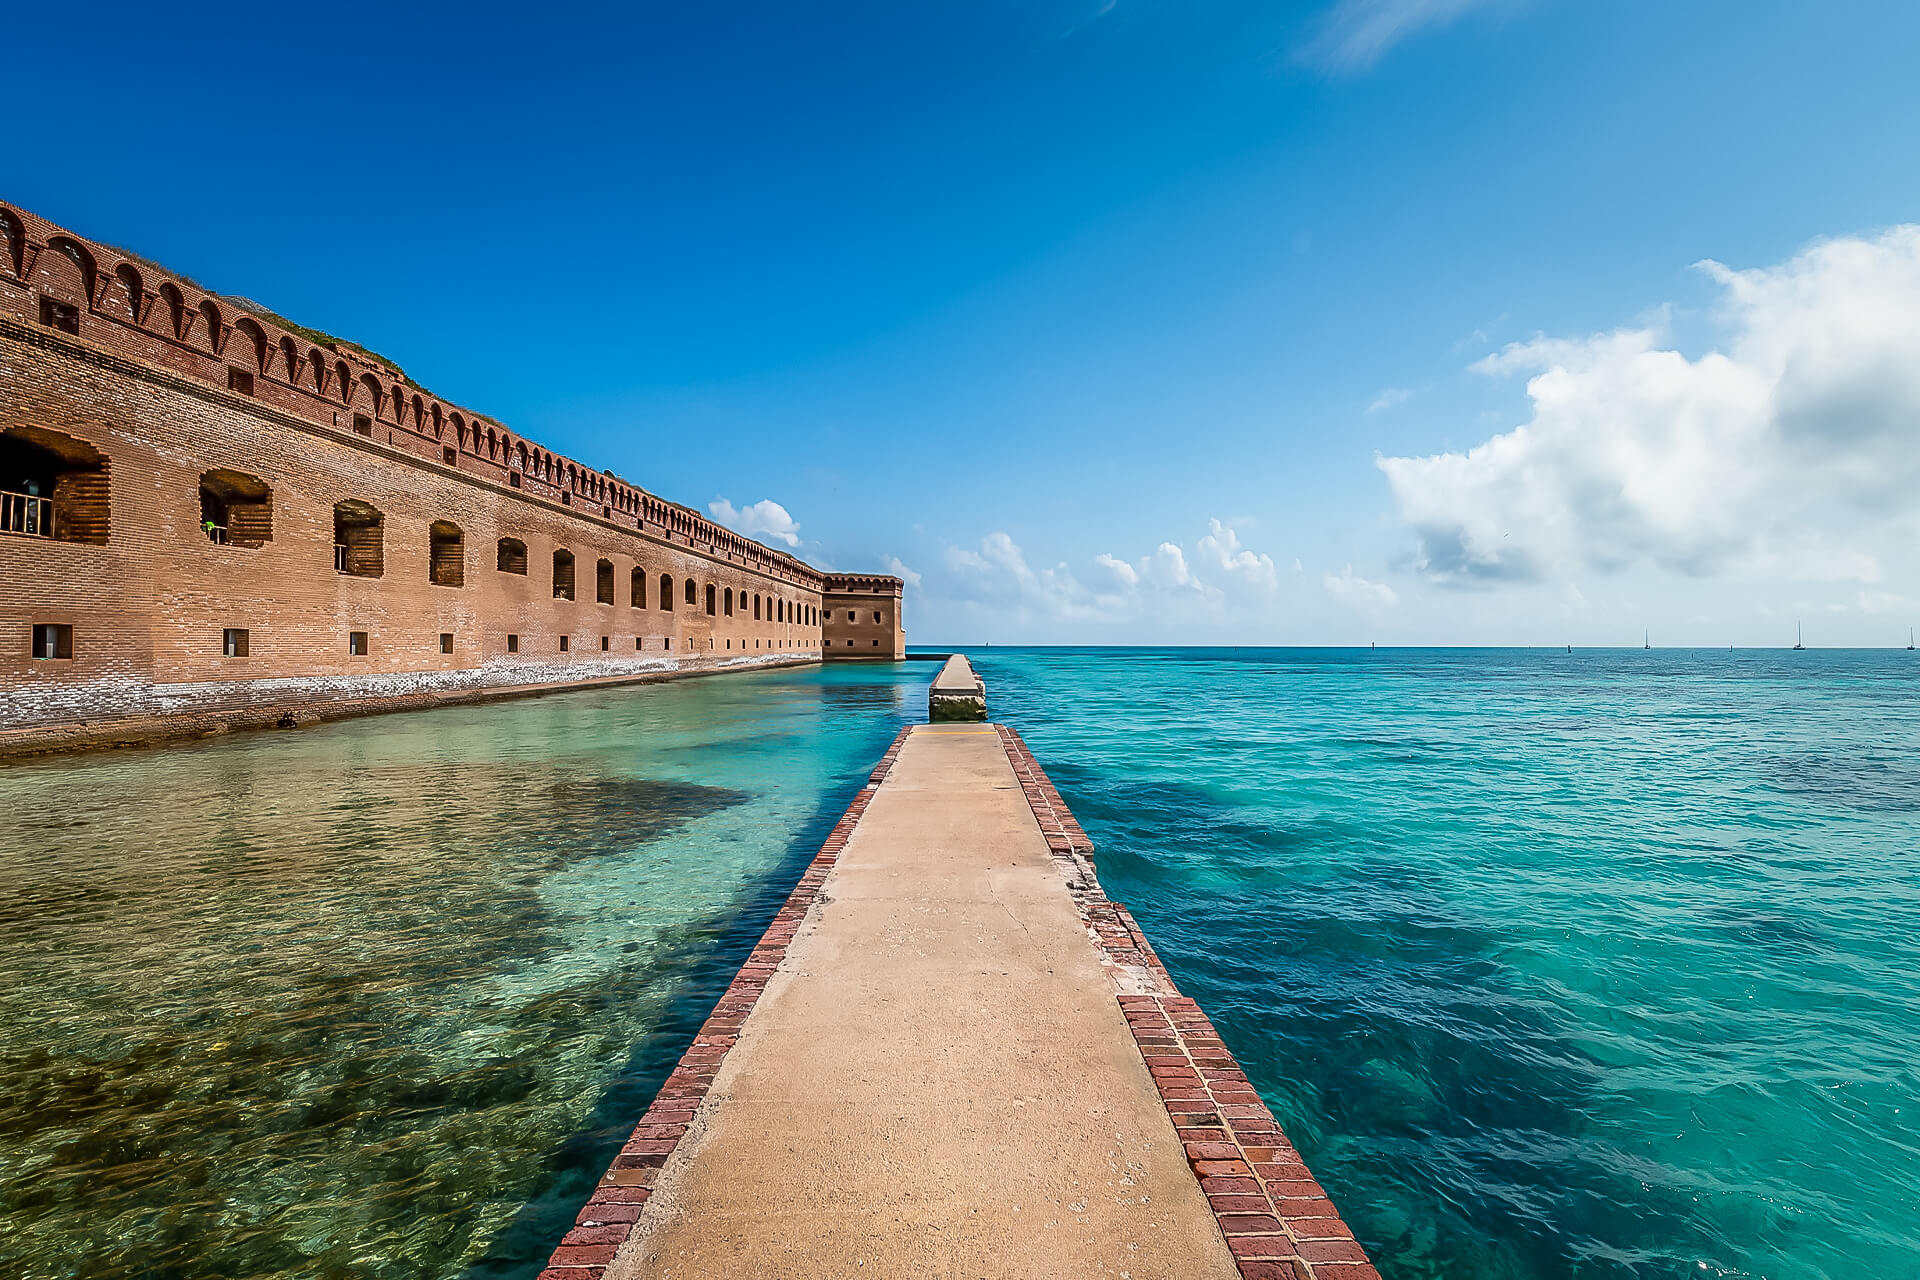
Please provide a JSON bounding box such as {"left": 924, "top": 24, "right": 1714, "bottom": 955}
{"left": 12, "top": 0, "right": 1920, "bottom": 645}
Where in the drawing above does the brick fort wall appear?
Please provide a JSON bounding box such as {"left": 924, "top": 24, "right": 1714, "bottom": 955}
{"left": 0, "top": 199, "right": 905, "bottom": 735}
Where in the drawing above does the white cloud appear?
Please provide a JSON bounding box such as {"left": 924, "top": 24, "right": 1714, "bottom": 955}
{"left": 1094, "top": 552, "right": 1138, "bottom": 587}
{"left": 1368, "top": 387, "right": 1411, "bottom": 413}
{"left": 1324, "top": 565, "right": 1399, "bottom": 606}
{"left": 1196, "top": 519, "right": 1279, "bottom": 591}
{"left": 1301, "top": 0, "right": 1512, "bottom": 72}
{"left": 1380, "top": 226, "right": 1920, "bottom": 589}
{"left": 1858, "top": 590, "right": 1914, "bottom": 616}
{"left": 708, "top": 497, "right": 801, "bottom": 548}
{"left": 1141, "top": 542, "right": 1204, "bottom": 592}
{"left": 937, "top": 520, "right": 1294, "bottom": 626}
{"left": 883, "top": 556, "right": 922, "bottom": 588}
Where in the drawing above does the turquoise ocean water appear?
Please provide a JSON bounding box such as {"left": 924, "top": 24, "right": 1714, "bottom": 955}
{"left": 971, "top": 647, "right": 1920, "bottom": 1280}
{"left": 2, "top": 649, "right": 1916, "bottom": 1279}
{"left": 0, "top": 663, "right": 922, "bottom": 1280}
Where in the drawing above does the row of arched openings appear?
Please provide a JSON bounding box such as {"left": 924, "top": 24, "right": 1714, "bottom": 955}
{"left": 3, "top": 204, "right": 811, "bottom": 585}
{"left": 490, "top": 538, "right": 820, "bottom": 624}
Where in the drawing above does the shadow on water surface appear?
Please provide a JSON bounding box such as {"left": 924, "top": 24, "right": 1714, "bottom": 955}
{"left": 460, "top": 777, "right": 872, "bottom": 1280}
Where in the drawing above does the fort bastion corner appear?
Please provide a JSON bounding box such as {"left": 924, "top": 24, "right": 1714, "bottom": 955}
{"left": 0, "top": 198, "right": 905, "bottom": 755}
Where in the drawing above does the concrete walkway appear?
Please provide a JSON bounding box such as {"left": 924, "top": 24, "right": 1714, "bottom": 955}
{"left": 606, "top": 724, "right": 1240, "bottom": 1279}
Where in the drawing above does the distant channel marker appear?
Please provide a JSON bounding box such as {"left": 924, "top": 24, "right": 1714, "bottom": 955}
{"left": 541, "top": 720, "right": 1378, "bottom": 1280}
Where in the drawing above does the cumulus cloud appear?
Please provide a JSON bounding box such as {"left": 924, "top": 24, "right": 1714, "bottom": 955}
{"left": 939, "top": 520, "right": 1295, "bottom": 624}
{"left": 1324, "top": 565, "right": 1399, "bottom": 606}
{"left": 1094, "top": 553, "right": 1138, "bottom": 588}
{"left": 883, "top": 556, "right": 922, "bottom": 588}
{"left": 1196, "top": 519, "right": 1280, "bottom": 591}
{"left": 1301, "top": 0, "right": 1512, "bottom": 71}
{"left": 708, "top": 497, "right": 801, "bottom": 548}
{"left": 1380, "top": 226, "right": 1920, "bottom": 588}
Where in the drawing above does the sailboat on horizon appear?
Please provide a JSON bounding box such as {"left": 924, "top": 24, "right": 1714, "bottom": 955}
{"left": 1793, "top": 621, "right": 1805, "bottom": 651}
{"left": 1907, "top": 627, "right": 1914, "bottom": 652}
{"left": 1643, "top": 630, "right": 1651, "bottom": 650}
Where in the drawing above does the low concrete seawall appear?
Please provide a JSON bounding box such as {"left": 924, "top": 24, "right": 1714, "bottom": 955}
{"left": 0, "top": 653, "right": 818, "bottom": 762}
{"left": 928, "top": 652, "right": 987, "bottom": 721}
{"left": 540, "top": 722, "right": 1379, "bottom": 1280}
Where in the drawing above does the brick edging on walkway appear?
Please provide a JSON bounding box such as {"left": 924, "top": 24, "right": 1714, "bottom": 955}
{"left": 535, "top": 726, "right": 913, "bottom": 1280}
{"left": 995, "top": 725, "right": 1381, "bottom": 1280}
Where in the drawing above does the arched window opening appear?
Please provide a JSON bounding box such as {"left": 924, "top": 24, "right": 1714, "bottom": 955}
{"left": 309, "top": 348, "right": 328, "bottom": 393}
{"left": 706, "top": 584, "right": 717, "bottom": 616}
{"left": 724, "top": 588, "right": 733, "bottom": 617}
{"left": 497, "top": 537, "right": 528, "bottom": 574}
{"left": 753, "top": 594, "right": 761, "bottom": 620}
{"left": 631, "top": 567, "right": 646, "bottom": 608}
{"left": 160, "top": 284, "right": 187, "bottom": 340}
{"left": 332, "top": 499, "right": 384, "bottom": 577}
{"left": 198, "top": 299, "right": 223, "bottom": 353}
{"left": 660, "top": 574, "right": 673, "bottom": 611}
{"left": 47, "top": 237, "right": 95, "bottom": 305}
{"left": 412, "top": 395, "right": 426, "bottom": 430}
{"left": 198, "top": 469, "right": 272, "bottom": 548}
{"left": 0, "top": 427, "right": 110, "bottom": 544}
{"left": 0, "top": 209, "right": 21, "bottom": 277}
{"left": 596, "top": 558, "right": 615, "bottom": 605}
{"left": 685, "top": 578, "right": 697, "bottom": 606}
{"left": 335, "top": 361, "right": 353, "bottom": 403}
{"left": 279, "top": 337, "right": 300, "bottom": 382}
{"left": 429, "top": 521, "right": 464, "bottom": 587}
{"left": 232, "top": 318, "right": 267, "bottom": 371}
{"left": 113, "top": 264, "right": 143, "bottom": 321}
{"left": 552, "top": 548, "right": 576, "bottom": 600}
{"left": 358, "top": 373, "right": 384, "bottom": 417}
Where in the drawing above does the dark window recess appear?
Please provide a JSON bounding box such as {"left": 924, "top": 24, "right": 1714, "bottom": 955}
{"left": 874, "top": 611, "right": 882, "bottom": 623}
{"left": 508, "top": 472, "right": 522, "bottom": 488}
{"left": 873, "top": 639, "right": 880, "bottom": 647}
{"left": 38, "top": 298, "right": 79, "bottom": 334}
{"left": 507, "top": 634, "right": 520, "bottom": 653}
{"left": 600, "top": 635, "right": 609, "bottom": 651}
{"left": 227, "top": 367, "right": 254, "bottom": 396}
{"left": 560, "top": 635, "right": 570, "bottom": 652}
{"left": 635, "top": 637, "right": 643, "bottom": 650}
{"left": 352, "top": 415, "right": 373, "bottom": 437}
{"left": 442, "top": 446, "right": 457, "bottom": 465}
{"left": 348, "top": 631, "right": 369, "bottom": 656}
{"left": 440, "top": 633, "right": 455, "bottom": 654}
{"left": 223, "top": 628, "right": 249, "bottom": 657}
{"left": 560, "top": 492, "right": 572, "bottom": 505}
{"left": 31, "top": 623, "right": 73, "bottom": 660}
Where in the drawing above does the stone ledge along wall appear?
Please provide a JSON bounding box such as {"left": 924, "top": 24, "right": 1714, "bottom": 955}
{"left": 0, "top": 199, "right": 901, "bottom": 744}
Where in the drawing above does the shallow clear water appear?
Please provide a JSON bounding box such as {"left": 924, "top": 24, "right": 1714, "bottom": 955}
{"left": 971, "top": 647, "right": 1920, "bottom": 1280}
{"left": 0, "top": 662, "right": 922, "bottom": 1280}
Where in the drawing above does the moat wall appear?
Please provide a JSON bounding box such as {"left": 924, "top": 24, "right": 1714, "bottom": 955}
{"left": 0, "top": 200, "right": 904, "bottom": 740}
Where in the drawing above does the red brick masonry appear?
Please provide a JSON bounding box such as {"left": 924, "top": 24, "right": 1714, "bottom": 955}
{"left": 539, "top": 723, "right": 1378, "bottom": 1279}
{"left": 996, "top": 725, "right": 1380, "bottom": 1280}
{"left": 536, "top": 727, "right": 911, "bottom": 1280}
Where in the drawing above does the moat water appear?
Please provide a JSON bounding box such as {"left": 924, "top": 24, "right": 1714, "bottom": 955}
{"left": 0, "top": 663, "right": 922, "bottom": 1280}
{"left": 975, "top": 647, "right": 1920, "bottom": 1280}
{"left": 4, "top": 650, "right": 1916, "bottom": 1280}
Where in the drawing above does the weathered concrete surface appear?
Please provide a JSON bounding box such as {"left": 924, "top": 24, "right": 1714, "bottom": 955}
{"left": 928, "top": 652, "right": 987, "bottom": 722}
{"left": 607, "top": 724, "right": 1239, "bottom": 1279}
